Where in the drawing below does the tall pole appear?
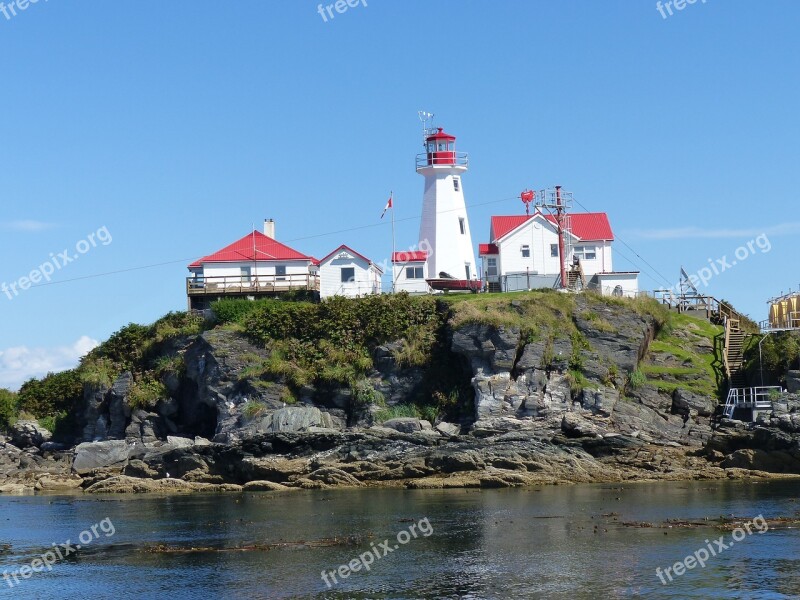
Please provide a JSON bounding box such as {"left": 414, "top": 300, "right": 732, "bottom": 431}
{"left": 556, "top": 185, "right": 567, "bottom": 289}
{"left": 390, "top": 191, "right": 396, "bottom": 294}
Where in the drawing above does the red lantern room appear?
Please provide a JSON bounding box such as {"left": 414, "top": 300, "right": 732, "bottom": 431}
{"left": 425, "top": 128, "right": 457, "bottom": 165}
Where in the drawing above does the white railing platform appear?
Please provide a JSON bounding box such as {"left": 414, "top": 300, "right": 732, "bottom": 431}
{"left": 723, "top": 386, "right": 782, "bottom": 419}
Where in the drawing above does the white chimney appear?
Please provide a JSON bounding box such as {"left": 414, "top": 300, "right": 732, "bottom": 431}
{"left": 264, "top": 219, "right": 275, "bottom": 238}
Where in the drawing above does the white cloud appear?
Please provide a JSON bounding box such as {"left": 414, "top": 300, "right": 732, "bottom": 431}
{"left": 629, "top": 222, "right": 800, "bottom": 240}
{"left": 0, "top": 336, "right": 99, "bottom": 391}
{"left": 0, "top": 220, "right": 58, "bottom": 233}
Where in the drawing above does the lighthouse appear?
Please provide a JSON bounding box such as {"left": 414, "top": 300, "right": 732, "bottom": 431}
{"left": 415, "top": 127, "right": 478, "bottom": 288}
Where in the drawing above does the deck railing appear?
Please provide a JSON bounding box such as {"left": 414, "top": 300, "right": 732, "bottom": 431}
{"left": 760, "top": 312, "right": 800, "bottom": 333}
{"left": 186, "top": 274, "right": 320, "bottom": 295}
{"left": 722, "top": 386, "right": 782, "bottom": 419}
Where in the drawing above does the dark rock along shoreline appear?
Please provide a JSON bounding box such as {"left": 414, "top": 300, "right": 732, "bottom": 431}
{"left": 3, "top": 293, "right": 800, "bottom": 495}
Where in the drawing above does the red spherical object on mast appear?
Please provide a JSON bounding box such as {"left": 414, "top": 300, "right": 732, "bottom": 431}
{"left": 520, "top": 189, "right": 535, "bottom": 215}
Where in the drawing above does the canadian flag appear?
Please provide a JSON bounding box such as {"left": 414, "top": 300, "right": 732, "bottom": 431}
{"left": 380, "top": 193, "right": 393, "bottom": 219}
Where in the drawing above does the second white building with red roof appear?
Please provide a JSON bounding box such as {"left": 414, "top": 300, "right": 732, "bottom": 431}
{"left": 479, "top": 210, "right": 639, "bottom": 296}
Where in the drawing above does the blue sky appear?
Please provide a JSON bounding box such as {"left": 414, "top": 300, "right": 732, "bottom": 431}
{"left": 1, "top": 0, "right": 798, "bottom": 389}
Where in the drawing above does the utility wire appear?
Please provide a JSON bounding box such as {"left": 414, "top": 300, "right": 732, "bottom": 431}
{"left": 570, "top": 196, "right": 674, "bottom": 288}
{"left": 26, "top": 194, "right": 520, "bottom": 289}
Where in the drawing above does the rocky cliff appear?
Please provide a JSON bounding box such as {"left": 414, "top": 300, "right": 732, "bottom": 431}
{"left": 2, "top": 291, "right": 800, "bottom": 495}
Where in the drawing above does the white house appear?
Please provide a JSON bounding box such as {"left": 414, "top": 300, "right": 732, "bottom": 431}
{"left": 186, "top": 220, "right": 319, "bottom": 310}
{"left": 318, "top": 244, "right": 383, "bottom": 298}
{"left": 392, "top": 250, "right": 430, "bottom": 294}
{"left": 479, "top": 211, "right": 639, "bottom": 296}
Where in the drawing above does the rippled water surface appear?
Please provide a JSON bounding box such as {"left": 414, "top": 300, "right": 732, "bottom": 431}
{"left": 2, "top": 479, "right": 800, "bottom": 599}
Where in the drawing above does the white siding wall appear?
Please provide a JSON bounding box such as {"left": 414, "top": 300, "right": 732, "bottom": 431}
{"left": 593, "top": 273, "right": 639, "bottom": 297}
{"left": 496, "top": 218, "right": 614, "bottom": 278}
{"left": 571, "top": 240, "right": 613, "bottom": 277}
{"left": 497, "top": 219, "right": 562, "bottom": 276}
{"left": 319, "top": 254, "right": 382, "bottom": 298}
{"left": 393, "top": 261, "right": 430, "bottom": 294}
{"left": 202, "top": 261, "right": 311, "bottom": 279}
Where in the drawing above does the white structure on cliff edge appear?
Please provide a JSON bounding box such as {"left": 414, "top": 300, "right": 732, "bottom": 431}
{"left": 398, "top": 126, "right": 478, "bottom": 292}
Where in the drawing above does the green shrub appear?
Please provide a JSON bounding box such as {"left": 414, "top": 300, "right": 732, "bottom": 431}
{"left": 18, "top": 370, "right": 83, "bottom": 418}
{"left": 242, "top": 400, "right": 268, "bottom": 420}
{"left": 374, "top": 403, "right": 421, "bottom": 422}
{"left": 212, "top": 298, "right": 263, "bottom": 325}
{"left": 352, "top": 379, "right": 385, "bottom": 408}
{"left": 628, "top": 369, "right": 647, "bottom": 390}
{"left": 0, "top": 389, "right": 18, "bottom": 431}
{"left": 128, "top": 376, "right": 167, "bottom": 410}
{"left": 153, "top": 354, "right": 186, "bottom": 377}
{"left": 79, "top": 357, "right": 118, "bottom": 387}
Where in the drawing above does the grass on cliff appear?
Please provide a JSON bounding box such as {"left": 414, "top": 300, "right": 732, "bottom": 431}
{"left": 639, "top": 313, "right": 722, "bottom": 398}
{"left": 446, "top": 289, "right": 578, "bottom": 341}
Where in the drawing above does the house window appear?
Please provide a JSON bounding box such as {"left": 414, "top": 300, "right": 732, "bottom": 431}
{"left": 453, "top": 177, "right": 460, "bottom": 192}
{"left": 459, "top": 217, "right": 466, "bottom": 235}
{"left": 487, "top": 258, "right": 497, "bottom": 277}
{"left": 521, "top": 245, "right": 530, "bottom": 258}
{"left": 341, "top": 267, "right": 355, "bottom": 283}
{"left": 240, "top": 266, "right": 251, "bottom": 282}
{"left": 406, "top": 266, "right": 424, "bottom": 279}
{"left": 550, "top": 244, "right": 559, "bottom": 258}
{"left": 573, "top": 246, "right": 597, "bottom": 261}
{"left": 275, "top": 265, "right": 286, "bottom": 281}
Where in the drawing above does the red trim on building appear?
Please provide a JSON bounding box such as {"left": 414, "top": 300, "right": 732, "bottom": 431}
{"left": 392, "top": 251, "right": 428, "bottom": 263}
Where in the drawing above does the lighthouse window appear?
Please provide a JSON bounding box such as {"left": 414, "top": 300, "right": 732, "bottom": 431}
{"left": 453, "top": 177, "right": 460, "bottom": 192}
{"left": 447, "top": 142, "right": 454, "bottom": 151}
{"left": 459, "top": 217, "right": 466, "bottom": 235}
{"left": 427, "top": 142, "right": 435, "bottom": 153}
{"left": 340, "top": 267, "right": 355, "bottom": 283}
{"left": 438, "top": 143, "right": 445, "bottom": 151}
{"left": 521, "top": 245, "right": 530, "bottom": 258}
{"left": 406, "top": 266, "right": 424, "bottom": 279}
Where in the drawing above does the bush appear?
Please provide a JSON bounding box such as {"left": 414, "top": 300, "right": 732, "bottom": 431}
{"left": 128, "top": 376, "right": 167, "bottom": 410}
{"left": 18, "top": 370, "right": 83, "bottom": 418}
{"left": 628, "top": 369, "right": 647, "bottom": 390}
{"left": 0, "top": 389, "right": 18, "bottom": 431}
{"left": 242, "top": 400, "right": 268, "bottom": 420}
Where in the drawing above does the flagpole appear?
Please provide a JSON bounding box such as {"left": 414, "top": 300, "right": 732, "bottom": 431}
{"left": 390, "top": 191, "right": 396, "bottom": 294}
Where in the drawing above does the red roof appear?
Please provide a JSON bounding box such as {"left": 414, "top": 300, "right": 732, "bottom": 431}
{"left": 491, "top": 212, "right": 614, "bottom": 242}
{"left": 319, "top": 245, "right": 383, "bottom": 273}
{"left": 392, "top": 250, "right": 428, "bottom": 263}
{"left": 425, "top": 127, "right": 456, "bottom": 142}
{"left": 188, "top": 230, "right": 313, "bottom": 268}
{"left": 479, "top": 243, "right": 499, "bottom": 255}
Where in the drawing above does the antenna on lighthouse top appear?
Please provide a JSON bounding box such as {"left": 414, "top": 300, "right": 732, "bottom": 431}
{"left": 418, "top": 110, "right": 435, "bottom": 146}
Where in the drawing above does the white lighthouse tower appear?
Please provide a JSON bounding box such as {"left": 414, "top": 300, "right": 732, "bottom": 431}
{"left": 415, "top": 126, "right": 478, "bottom": 289}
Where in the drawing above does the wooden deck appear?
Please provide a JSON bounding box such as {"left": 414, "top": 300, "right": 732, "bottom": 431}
{"left": 186, "top": 274, "right": 320, "bottom": 297}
